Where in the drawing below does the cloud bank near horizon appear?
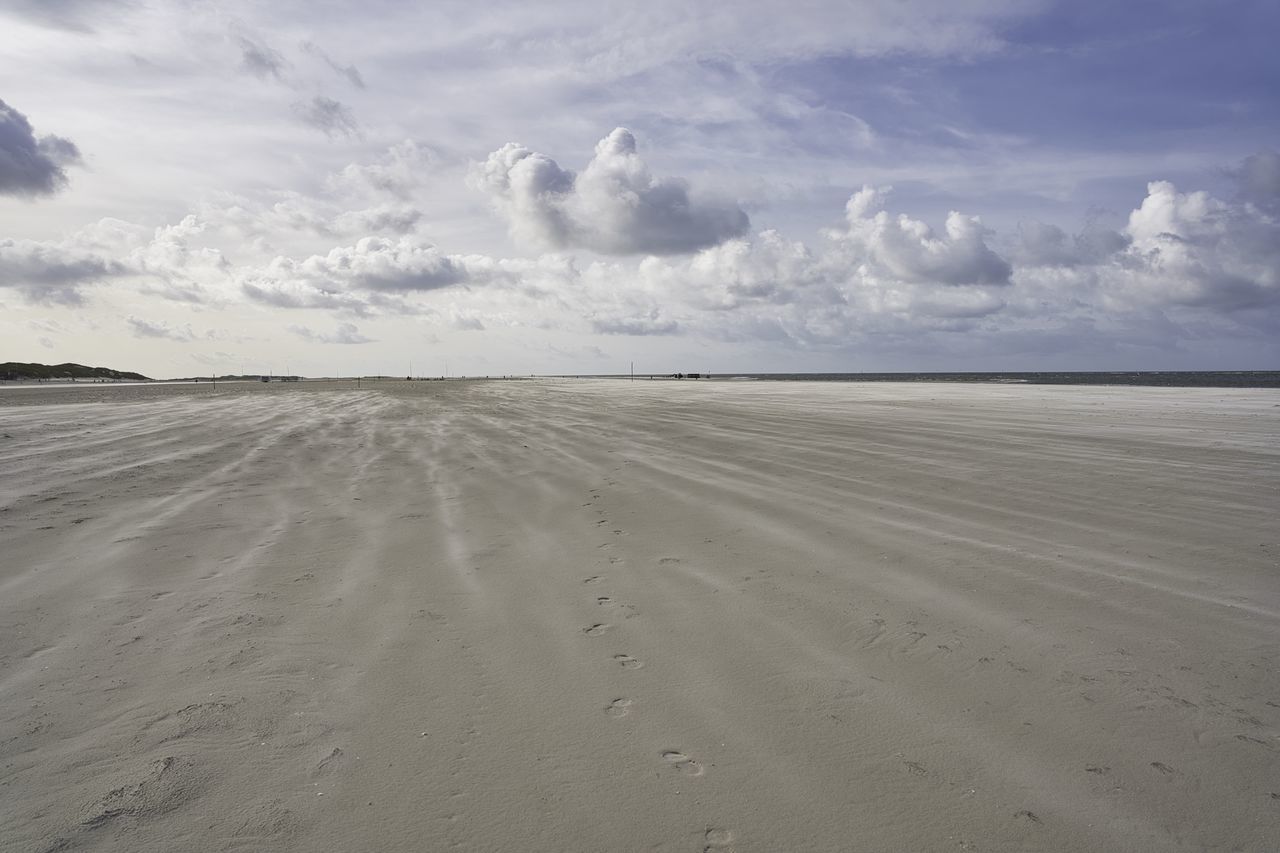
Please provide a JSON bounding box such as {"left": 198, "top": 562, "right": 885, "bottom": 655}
{"left": 6, "top": 137, "right": 1275, "bottom": 367}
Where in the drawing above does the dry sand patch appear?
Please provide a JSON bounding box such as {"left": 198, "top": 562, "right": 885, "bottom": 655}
{"left": 1, "top": 379, "right": 1277, "bottom": 851}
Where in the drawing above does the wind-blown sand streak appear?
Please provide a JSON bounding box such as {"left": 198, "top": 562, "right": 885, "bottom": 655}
{"left": 1, "top": 379, "right": 1277, "bottom": 851}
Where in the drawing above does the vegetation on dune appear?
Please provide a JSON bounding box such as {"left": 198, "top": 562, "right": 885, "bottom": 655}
{"left": 0, "top": 362, "right": 152, "bottom": 381}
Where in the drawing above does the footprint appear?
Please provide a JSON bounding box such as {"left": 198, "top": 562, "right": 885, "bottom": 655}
{"left": 1151, "top": 761, "right": 1176, "bottom": 775}
{"left": 597, "top": 596, "right": 614, "bottom": 606}
{"left": 604, "top": 698, "right": 633, "bottom": 718}
{"left": 1014, "top": 810, "right": 1041, "bottom": 824}
{"left": 583, "top": 576, "right": 602, "bottom": 584}
{"left": 904, "top": 760, "right": 926, "bottom": 776}
{"left": 315, "top": 747, "right": 347, "bottom": 775}
{"left": 660, "top": 750, "right": 704, "bottom": 776}
{"left": 79, "top": 755, "right": 197, "bottom": 828}
{"left": 659, "top": 557, "right": 682, "bottom": 565}
{"left": 613, "top": 654, "right": 644, "bottom": 670}
{"left": 704, "top": 828, "right": 735, "bottom": 851}
{"left": 582, "top": 623, "right": 612, "bottom": 637}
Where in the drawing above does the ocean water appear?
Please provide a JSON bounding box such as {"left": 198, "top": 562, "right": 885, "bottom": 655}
{"left": 667, "top": 371, "right": 1280, "bottom": 388}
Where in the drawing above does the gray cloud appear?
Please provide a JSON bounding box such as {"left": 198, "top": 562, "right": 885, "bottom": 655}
{"left": 591, "top": 312, "right": 680, "bottom": 336}
{"left": 237, "top": 35, "right": 287, "bottom": 80}
{"left": 332, "top": 204, "right": 423, "bottom": 235}
{"left": 1013, "top": 220, "right": 1129, "bottom": 268}
{"left": 300, "top": 41, "right": 365, "bottom": 89}
{"left": 448, "top": 310, "right": 485, "bottom": 331}
{"left": 127, "top": 316, "right": 196, "bottom": 341}
{"left": 288, "top": 322, "right": 374, "bottom": 344}
{"left": 138, "top": 280, "right": 211, "bottom": 304}
{"left": 241, "top": 279, "right": 371, "bottom": 313}
{"left": 0, "top": 238, "right": 125, "bottom": 304}
{"left": 1232, "top": 149, "right": 1280, "bottom": 214}
{"left": 474, "top": 128, "right": 749, "bottom": 255}
{"left": 293, "top": 96, "right": 359, "bottom": 138}
{"left": 0, "top": 98, "right": 83, "bottom": 197}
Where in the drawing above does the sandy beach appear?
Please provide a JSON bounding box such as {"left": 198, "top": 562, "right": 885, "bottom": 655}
{"left": 1, "top": 378, "right": 1277, "bottom": 852}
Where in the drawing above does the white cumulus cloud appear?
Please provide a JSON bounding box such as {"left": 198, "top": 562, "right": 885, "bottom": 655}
{"left": 829, "top": 185, "right": 1012, "bottom": 286}
{"left": 1108, "top": 179, "right": 1279, "bottom": 314}
{"left": 474, "top": 128, "right": 749, "bottom": 255}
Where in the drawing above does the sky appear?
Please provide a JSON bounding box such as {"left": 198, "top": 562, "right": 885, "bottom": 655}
{"left": 1, "top": 0, "right": 1278, "bottom": 378}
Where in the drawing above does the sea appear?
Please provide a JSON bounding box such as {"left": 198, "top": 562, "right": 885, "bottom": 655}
{"left": 647, "top": 371, "right": 1280, "bottom": 388}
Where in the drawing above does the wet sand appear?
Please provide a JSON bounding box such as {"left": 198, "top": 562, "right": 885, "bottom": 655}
{"left": 1, "top": 379, "right": 1277, "bottom": 852}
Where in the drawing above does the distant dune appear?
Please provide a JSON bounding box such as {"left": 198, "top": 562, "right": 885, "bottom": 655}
{"left": 0, "top": 361, "right": 151, "bottom": 381}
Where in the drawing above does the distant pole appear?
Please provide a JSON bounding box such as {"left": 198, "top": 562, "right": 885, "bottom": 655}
{"left": 631, "top": 361, "right": 634, "bottom": 381}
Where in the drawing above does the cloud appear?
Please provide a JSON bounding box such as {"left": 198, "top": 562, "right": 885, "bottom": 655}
{"left": 680, "top": 230, "right": 834, "bottom": 309}
{"left": 829, "top": 185, "right": 1012, "bottom": 285}
{"left": 0, "top": 238, "right": 126, "bottom": 304}
{"left": 288, "top": 237, "right": 474, "bottom": 292}
{"left": 0, "top": 98, "right": 83, "bottom": 198}
{"left": 591, "top": 312, "right": 680, "bottom": 336}
{"left": 288, "top": 322, "right": 374, "bottom": 344}
{"left": 1109, "top": 178, "right": 1279, "bottom": 314}
{"left": 239, "top": 237, "right": 500, "bottom": 314}
{"left": 332, "top": 204, "right": 423, "bottom": 235}
{"left": 126, "top": 316, "right": 196, "bottom": 341}
{"left": 237, "top": 34, "right": 287, "bottom": 81}
{"left": 126, "top": 215, "right": 230, "bottom": 300}
{"left": 447, "top": 309, "right": 486, "bottom": 331}
{"left": 293, "top": 96, "right": 359, "bottom": 138}
{"left": 328, "top": 141, "right": 438, "bottom": 200}
{"left": 0, "top": 215, "right": 228, "bottom": 308}
{"left": 0, "top": 0, "right": 134, "bottom": 31}
{"left": 202, "top": 192, "right": 422, "bottom": 241}
{"left": 1013, "top": 219, "right": 1129, "bottom": 268}
{"left": 474, "top": 128, "right": 749, "bottom": 255}
{"left": 300, "top": 41, "right": 365, "bottom": 89}
{"left": 241, "top": 278, "right": 371, "bottom": 313}
{"left": 1231, "top": 149, "right": 1280, "bottom": 214}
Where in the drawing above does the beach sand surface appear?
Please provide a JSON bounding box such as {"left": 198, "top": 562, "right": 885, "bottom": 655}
{"left": 1, "top": 379, "right": 1277, "bottom": 852}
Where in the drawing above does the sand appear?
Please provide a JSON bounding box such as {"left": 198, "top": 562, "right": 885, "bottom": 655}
{"left": 1, "top": 378, "right": 1277, "bottom": 852}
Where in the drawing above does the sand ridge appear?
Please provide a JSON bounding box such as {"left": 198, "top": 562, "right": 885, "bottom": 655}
{"left": 1, "top": 379, "right": 1277, "bottom": 851}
